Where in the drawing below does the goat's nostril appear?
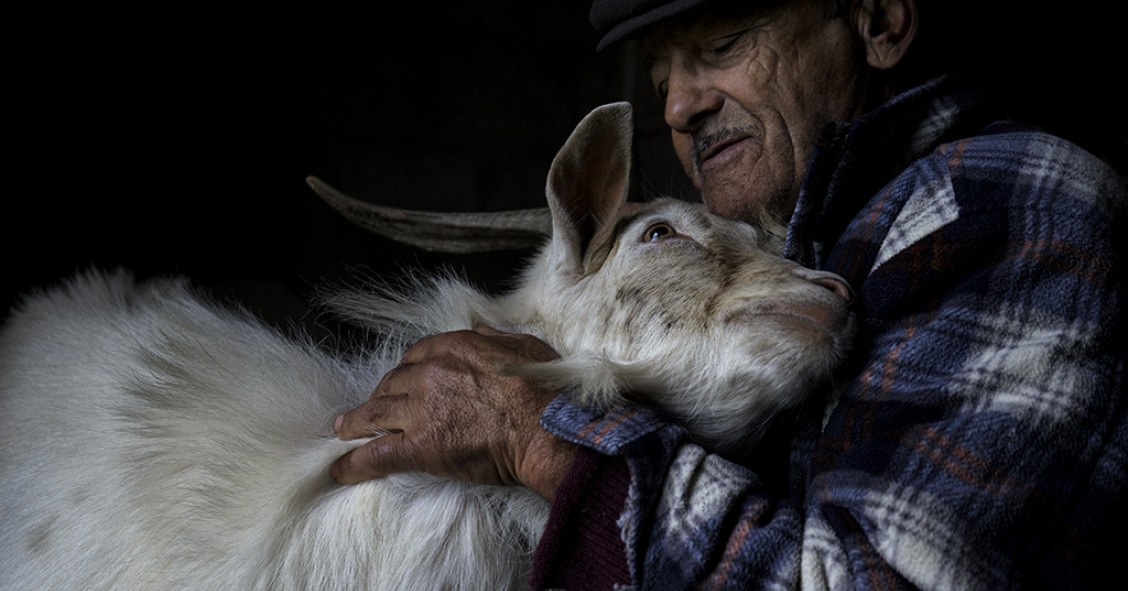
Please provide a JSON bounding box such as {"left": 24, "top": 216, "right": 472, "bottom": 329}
{"left": 814, "top": 277, "right": 854, "bottom": 305}
{"left": 792, "top": 267, "right": 855, "bottom": 305}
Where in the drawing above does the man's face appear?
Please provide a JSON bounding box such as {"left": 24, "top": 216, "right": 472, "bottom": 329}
{"left": 645, "top": 0, "right": 866, "bottom": 223}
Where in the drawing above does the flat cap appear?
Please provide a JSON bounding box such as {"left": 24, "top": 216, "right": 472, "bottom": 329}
{"left": 590, "top": 0, "right": 714, "bottom": 51}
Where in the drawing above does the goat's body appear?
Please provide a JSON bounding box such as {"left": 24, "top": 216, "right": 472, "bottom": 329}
{"left": 0, "top": 269, "right": 546, "bottom": 590}
{"left": 0, "top": 103, "right": 853, "bottom": 589}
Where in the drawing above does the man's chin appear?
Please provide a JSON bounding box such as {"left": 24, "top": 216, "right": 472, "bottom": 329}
{"left": 703, "top": 192, "right": 765, "bottom": 224}
{"left": 704, "top": 184, "right": 796, "bottom": 230}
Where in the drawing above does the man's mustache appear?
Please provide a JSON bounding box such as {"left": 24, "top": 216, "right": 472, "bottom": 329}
{"left": 691, "top": 128, "right": 753, "bottom": 169}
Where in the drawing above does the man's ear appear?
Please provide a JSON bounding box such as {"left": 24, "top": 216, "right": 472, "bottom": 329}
{"left": 851, "top": 0, "right": 917, "bottom": 70}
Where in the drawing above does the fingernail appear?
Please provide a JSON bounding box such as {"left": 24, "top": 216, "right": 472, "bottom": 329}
{"left": 333, "top": 414, "right": 343, "bottom": 434}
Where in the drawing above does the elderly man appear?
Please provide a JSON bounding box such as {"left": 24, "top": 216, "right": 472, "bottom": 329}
{"left": 331, "top": 0, "right": 1127, "bottom": 588}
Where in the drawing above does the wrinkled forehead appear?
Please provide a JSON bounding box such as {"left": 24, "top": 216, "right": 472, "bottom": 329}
{"left": 639, "top": 0, "right": 793, "bottom": 55}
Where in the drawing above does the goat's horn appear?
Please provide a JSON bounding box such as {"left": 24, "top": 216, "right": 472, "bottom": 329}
{"left": 306, "top": 176, "right": 552, "bottom": 253}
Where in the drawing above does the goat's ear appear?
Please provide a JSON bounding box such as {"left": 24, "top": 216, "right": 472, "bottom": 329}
{"left": 545, "top": 102, "right": 633, "bottom": 275}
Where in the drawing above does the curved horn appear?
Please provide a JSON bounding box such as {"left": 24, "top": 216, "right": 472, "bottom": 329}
{"left": 306, "top": 176, "right": 552, "bottom": 253}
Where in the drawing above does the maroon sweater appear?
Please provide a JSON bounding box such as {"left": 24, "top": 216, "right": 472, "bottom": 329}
{"left": 529, "top": 446, "right": 632, "bottom": 589}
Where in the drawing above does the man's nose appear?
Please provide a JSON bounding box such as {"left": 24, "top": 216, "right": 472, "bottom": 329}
{"left": 664, "top": 63, "right": 723, "bottom": 133}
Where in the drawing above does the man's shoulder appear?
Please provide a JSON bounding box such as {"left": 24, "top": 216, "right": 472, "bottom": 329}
{"left": 839, "top": 123, "right": 1126, "bottom": 278}
{"left": 907, "top": 123, "right": 1126, "bottom": 214}
{"left": 937, "top": 124, "right": 1121, "bottom": 185}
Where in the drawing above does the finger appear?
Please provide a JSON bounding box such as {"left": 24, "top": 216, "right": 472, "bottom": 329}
{"left": 398, "top": 330, "right": 476, "bottom": 365}
{"left": 330, "top": 432, "right": 414, "bottom": 485}
{"left": 334, "top": 361, "right": 416, "bottom": 439}
{"left": 334, "top": 394, "right": 409, "bottom": 440}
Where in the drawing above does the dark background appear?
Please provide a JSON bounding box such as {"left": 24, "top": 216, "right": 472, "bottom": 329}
{"left": 5, "top": 3, "right": 1124, "bottom": 335}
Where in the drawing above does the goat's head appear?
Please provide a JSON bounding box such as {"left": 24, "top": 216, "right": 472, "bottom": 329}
{"left": 309, "top": 102, "right": 855, "bottom": 461}
{"left": 514, "top": 102, "right": 855, "bottom": 460}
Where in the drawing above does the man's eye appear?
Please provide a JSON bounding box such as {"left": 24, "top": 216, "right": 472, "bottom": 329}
{"left": 654, "top": 79, "right": 669, "bottom": 100}
{"left": 705, "top": 31, "right": 746, "bottom": 56}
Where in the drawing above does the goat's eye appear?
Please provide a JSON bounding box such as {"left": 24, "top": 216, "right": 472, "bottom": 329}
{"left": 643, "top": 223, "right": 676, "bottom": 242}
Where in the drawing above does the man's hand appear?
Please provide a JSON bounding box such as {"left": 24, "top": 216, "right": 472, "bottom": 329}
{"left": 330, "top": 325, "right": 576, "bottom": 500}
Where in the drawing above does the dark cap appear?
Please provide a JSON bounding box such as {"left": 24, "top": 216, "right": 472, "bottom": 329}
{"left": 590, "top": 0, "right": 714, "bottom": 51}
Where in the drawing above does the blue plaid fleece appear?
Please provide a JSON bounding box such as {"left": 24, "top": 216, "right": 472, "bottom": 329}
{"left": 538, "top": 75, "right": 1128, "bottom": 590}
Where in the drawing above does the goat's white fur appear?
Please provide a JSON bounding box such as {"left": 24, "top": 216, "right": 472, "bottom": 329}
{"left": 0, "top": 102, "right": 853, "bottom": 590}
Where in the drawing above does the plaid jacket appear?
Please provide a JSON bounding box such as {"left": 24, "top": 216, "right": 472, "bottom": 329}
{"left": 531, "top": 75, "right": 1128, "bottom": 590}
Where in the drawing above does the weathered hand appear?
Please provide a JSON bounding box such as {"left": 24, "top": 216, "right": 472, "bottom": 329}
{"left": 330, "top": 325, "right": 576, "bottom": 500}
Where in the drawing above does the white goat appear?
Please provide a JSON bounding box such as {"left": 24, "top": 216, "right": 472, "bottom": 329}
{"left": 0, "top": 102, "right": 854, "bottom": 590}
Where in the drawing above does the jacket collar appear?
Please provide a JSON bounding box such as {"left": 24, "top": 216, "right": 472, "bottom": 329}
{"left": 783, "top": 74, "right": 1001, "bottom": 269}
